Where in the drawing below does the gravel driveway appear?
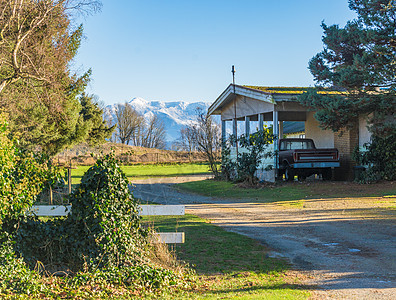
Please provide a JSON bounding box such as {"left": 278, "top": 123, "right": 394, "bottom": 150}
{"left": 132, "top": 177, "right": 396, "bottom": 299}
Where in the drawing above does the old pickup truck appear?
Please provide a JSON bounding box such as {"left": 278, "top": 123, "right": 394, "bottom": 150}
{"left": 278, "top": 138, "right": 340, "bottom": 181}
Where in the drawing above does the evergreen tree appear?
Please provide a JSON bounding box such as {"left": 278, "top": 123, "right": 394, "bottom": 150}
{"left": 299, "top": 0, "right": 396, "bottom": 137}
{"left": 0, "top": 0, "right": 110, "bottom": 155}
{"left": 79, "top": 93, "right": 115, "bottom": 147}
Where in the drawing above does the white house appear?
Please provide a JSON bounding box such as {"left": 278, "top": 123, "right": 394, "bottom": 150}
{"left": 208, "top": 85, "right": 371, "bottom": 181}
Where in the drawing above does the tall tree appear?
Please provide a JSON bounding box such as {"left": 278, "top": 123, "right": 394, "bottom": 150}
{"left": 0, "top": 0, "right": 105, "bottom": 155}
{"left": 299, "top": 0, "right": 396, "bottom": 137}
{"left": 298, "top": 0, "right": 396, "bottom": 180}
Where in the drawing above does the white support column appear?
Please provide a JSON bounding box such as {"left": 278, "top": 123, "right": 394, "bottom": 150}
{"left": 279, "top": 121, "right": 284, "bottom": 139}
{"left": 233, "top": 118, "right": 237, "bottom": 145}
{"left": 258, "top": 113, "right": 264, "bottom": 131}
{"left": 221, "top": 120, "right": 226, "bottom": 144}
{"left": 245, "top": 116, "right": 250, "bottom": 137}
{"left": 273, "top": 111, "right": 279, "bottom": 140}
{"left": 233, "top": 118, "right": 237, "bottom": 136}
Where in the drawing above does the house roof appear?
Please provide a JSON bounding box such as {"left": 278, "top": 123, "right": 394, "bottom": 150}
{"left": 208, "top": 84, "right": 346, "bottom": 116}
{"left": 244, "top": 86, "right": 345, "bottom": 95}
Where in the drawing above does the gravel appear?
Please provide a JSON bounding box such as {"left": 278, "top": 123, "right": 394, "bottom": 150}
{"left": 132, "top": 177, "right": 396, "bottom": 299}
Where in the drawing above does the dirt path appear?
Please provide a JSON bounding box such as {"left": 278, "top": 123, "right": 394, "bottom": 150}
{"left": 132, "top": 177, "right": 396, "bottom": 299}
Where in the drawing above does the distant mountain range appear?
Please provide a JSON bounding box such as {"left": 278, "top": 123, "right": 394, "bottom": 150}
{"left": 104, "top": 97, "right": 211, "bottom": 145}
{"left": 104, "top": 97, "right": 305, "bottom": 148}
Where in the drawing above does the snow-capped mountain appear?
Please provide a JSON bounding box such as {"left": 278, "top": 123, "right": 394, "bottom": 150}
{"left": 104, "top": 97, "right": 211, "bottom": 146}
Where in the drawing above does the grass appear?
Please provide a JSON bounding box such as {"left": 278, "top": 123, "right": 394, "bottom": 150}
{"left": 143, "top": 214, "right": 311, "bottom": 299}
{"left": 71, "top": 162, "right": 212, "bottom": 185}
{"left": 176, "top": 179, "right": 396, "bottom": 203}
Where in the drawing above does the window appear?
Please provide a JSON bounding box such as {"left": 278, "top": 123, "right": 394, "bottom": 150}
{"left": 280, "top": 140, "right": 314, "bottom": 150}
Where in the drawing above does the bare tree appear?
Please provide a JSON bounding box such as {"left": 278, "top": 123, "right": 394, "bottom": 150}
{"left": 177, "top": 126, "right": 197, "bottom": 153}
{"left": 114, "top": 102, "right": 144, "bottom": 145}
{"left": 140, "top": 115, "right": 166, "bottom": 149}
{"left": 190, "top": 108, "right": 221, "bottom": 177}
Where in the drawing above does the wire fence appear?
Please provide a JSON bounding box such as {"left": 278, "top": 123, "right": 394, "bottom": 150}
{"left": 40, "top": 150, "right": 217, "bottom": 205}
{"left": 36, "top": 187, "right": 69, "bottom": 206}
{"left": 56, "top": 151, "right": 210, "bottom": 166}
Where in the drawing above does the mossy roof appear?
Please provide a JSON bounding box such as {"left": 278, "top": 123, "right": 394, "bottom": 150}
{"left": 244, "top": 86, "right": 346, "bottom": 95}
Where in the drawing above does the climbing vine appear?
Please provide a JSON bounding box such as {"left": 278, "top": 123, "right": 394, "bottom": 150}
{"left": 14, "top": 154, "right": 184, "bottom": 291}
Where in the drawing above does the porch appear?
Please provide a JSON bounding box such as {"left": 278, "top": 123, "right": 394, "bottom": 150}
{"left": 208, "top": 85, "right": 336, "bottom": 182}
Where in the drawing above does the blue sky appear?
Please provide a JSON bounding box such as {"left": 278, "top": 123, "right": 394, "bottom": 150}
{"left": 74, "top": 0, "right": 356, "bottom": 105}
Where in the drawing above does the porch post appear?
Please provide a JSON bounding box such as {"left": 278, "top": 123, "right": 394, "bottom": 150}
{"left": 245, "top": 116, "right": 250, "bottom": 138}
{"left": 258, "top": 113, "right": 264, "bottom": 131}
{"left": 233, "top": 118, "right": 237, "bottom": 146}
{"left": 221, "top": 120, "right": 226, "bottom": 144}
{"left": 279, "top": 121, "right": 283, "bottom": 139}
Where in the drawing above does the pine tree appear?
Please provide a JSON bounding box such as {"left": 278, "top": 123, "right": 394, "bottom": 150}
{"left": 79, "top": 94, "right": 115, "bottom": 147}
{"left": 299, "top": 0, "right": 396, "bottom": 137}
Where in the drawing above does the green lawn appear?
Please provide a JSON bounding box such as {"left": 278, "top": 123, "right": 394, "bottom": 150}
{"left": 71, "top": 163, "right": 212, "bottom": 185}
{"left": 176, "top": 179, "right": 396, "bottom": 202}
{"left": 143, "top": 214, "right": 311, "bottom": 299}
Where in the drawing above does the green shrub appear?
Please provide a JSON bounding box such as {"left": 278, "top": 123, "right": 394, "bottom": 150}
{"left": 353, "top": 133, "right": 396, "bottom": 182}
{"left": 0, "top": 236, "right": 41, "bottom": 295}
{"left": 0, "top": 114, "right": 57, "bottom": 232}
{"left": 222, "top": 128, "right": 274, "bottom": 184}
{"left": 220, "top": 138, "right": 236, "bottom": 181}
{"left": 14, "top": 154, "right": 184, "bottom": 295}
{"left": 64, "top": 153, "right": 145, "bottom": 269}
{"left": 0, "top": 114, "right": 187, "bottom": 297}
{"left": 363, "top": 134, "right": 396, "bottom": 181}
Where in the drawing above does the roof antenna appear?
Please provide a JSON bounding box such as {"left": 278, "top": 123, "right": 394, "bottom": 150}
{"left": 232, "top": 65, "right": 236, "bottom": 86}
{"left": 232, "top": 65, "right": 238, "bottom": 159}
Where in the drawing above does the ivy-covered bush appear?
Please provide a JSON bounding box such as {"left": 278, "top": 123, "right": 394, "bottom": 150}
{"left": 0, "top": 114, "right": 61, "bottom": 295}
{"left": 64, "top": 154, "right": 145, "bottom": 269}
{"left": 237, "top": 129, "right": 274, "bottom": 184}
{"left": 15, "top": 154, "right": 183, "bottom": 293}
{"left": 0, "top": 238, "right": 40, "bottom": 296}
{"left": 0, "top": 114, "right": 57, "bottom": 233}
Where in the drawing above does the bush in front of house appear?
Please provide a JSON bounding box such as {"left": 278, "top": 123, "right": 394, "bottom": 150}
{"left": 0, "top": 115, "right": 190, "bottom": 298}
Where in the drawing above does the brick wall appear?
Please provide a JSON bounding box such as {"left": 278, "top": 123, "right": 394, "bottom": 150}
{"left": 333, "top": 120, "right": 359, "bottom": 180}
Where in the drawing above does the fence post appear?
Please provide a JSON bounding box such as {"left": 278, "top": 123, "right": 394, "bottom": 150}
{"left": 68, "top": 159, "right": 72, "bottom": 194}
{"left": 49, "top": 186, "right": 53, "bottom": 205}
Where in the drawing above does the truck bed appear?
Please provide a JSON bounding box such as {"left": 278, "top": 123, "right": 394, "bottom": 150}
{"left": 278, "top": 138, "right": 340, "bottom": 180}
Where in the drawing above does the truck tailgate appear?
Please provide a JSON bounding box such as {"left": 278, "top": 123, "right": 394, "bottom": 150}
{"left": 294, "top": 149, "right": 339, "bottom": 162}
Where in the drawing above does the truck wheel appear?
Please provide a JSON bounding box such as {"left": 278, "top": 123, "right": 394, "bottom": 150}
{"left": 285, "top": 167, "right": 295, "bottom": 181}
{"left": 322, "top": 169, "right": 332, "bottom": 181}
